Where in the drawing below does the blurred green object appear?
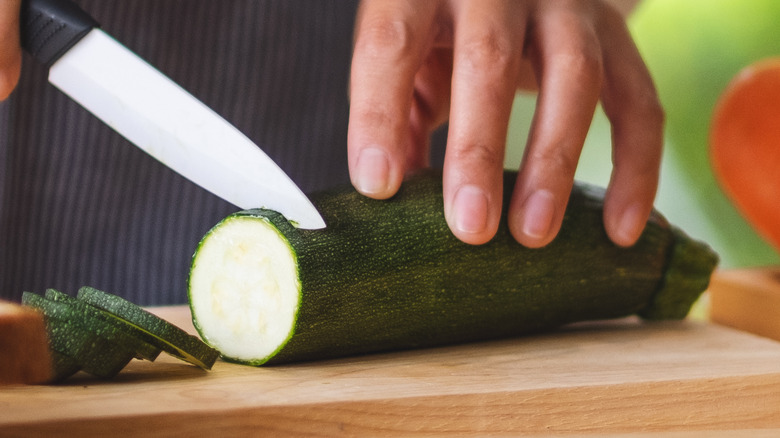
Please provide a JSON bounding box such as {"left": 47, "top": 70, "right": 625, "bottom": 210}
{"left": 631, "top": 0, "right": 780, "bottom": 268}
{"left": 505, "top": 0, "right": 780, "bottom": 268}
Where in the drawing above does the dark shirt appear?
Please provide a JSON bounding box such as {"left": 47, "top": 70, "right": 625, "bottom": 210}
{"left": 1, "top": 0, "right": 448, "bottom": 305}
{"left": 1, "top": 0, "right": 431, "bottom": 305}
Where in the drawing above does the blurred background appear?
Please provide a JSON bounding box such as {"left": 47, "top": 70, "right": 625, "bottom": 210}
{"left": 504, "top": 0, "right": 780, "bottom": 270}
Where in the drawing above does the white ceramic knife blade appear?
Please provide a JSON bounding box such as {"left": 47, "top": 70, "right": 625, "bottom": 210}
{"left": 21, "top": 0, "right": 326, "bottom": 229}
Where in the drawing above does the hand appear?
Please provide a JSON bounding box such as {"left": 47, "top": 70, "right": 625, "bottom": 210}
{"left": 0, "top": 0, "right": 21, "bottom": 101}
{"left": 347, "top": 0, "right": 663, "bottom": 248}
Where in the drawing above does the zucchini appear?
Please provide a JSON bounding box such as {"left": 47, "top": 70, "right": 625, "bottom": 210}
{"left": 188, "top": 170, "right": 719, "bottom": 366}
{"left": 49, "top": 350, "right": 82, "bottom": 382}
{"left": 43, "top": 289, "right": 162, "bottom": 361}
{"left": 77, "top": 286, "right": 220, "bottom": 369}
{"left": 21, "top": 287, "right": 220, "bottom": 382}
{"left": 22, "top": 292, "right": 137, "bottom": 379}
{"left": 52, "top": 321, "right": 135, "bottom": 379}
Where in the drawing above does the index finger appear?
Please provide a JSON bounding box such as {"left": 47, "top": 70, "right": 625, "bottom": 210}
{"left": 348, "top": 1, "right": 438, "bottom": 199}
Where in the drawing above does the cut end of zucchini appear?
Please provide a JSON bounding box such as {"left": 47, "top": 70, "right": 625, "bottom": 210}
{"left": 189, "top": 213, "right": 300, "bottom": 364}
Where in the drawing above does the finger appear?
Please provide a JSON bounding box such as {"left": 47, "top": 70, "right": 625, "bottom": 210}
{"left": 598, "top": 4, "right": 663, "bottom": 247}
{"left": 348, "top": 0, "right": 439, "bottom": 199}
{"left": 0, "top": 0, "right": 22, "bottom": 101}
{"left": 405, "top": 47, "right": 453, "bottom": 170}
{"left": 443, "top": 0, "right": 527, "bottom": 245}
{"left": 508, "top": 2, "right": 604, "bottom": 248}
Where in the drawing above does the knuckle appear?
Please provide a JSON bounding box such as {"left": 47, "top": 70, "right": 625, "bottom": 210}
{"left": 636, "top": 158, "right": 661, "bottom": 181}
{"left": 604, "top": 75, "right": 665, "bottom": 139}
{"left": 634, "top": 91, "right": 665, "bottom": 129}
{"left": 458, "top": 30, "right": 515, "bottom": 74}
{"left": 353, "top": 104, "right": 398, "bottom": 131}
{"left": 355, "top": 16, "right": 415, "bottom": 62}
{"left": 452, "top": 142, "right": 504, "bottom": 171}
{"left": 553, "top": 49, "right": 603, "bottom": 86}
{"left": 527, "top": 147, "right": 579, "bottom": 177}
{"left": 611, "top": 87, "right": 666, "bottom": 151}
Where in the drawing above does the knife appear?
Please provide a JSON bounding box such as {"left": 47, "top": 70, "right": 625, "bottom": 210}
{"left": 19, "top": 0, "right": 326, "bottom": 229}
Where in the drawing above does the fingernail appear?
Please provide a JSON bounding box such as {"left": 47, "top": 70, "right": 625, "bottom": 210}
{"left": 354, "top": 147, "right": 390, "bottom": 195}
{"left": 521, "top": 190, "right": 555, "bottom": 240}
{"left": 616, "top": 203, "right": 644, "bottom": 246}
{"left": 453, "top": 185, "right": 489, "bottom": 234}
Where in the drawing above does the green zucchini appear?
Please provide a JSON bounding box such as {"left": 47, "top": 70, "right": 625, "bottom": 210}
{"left": 57, "top": 324, "right": 135, "bottom": 379}
{"left": 43, "top": 289, "right": 162, "bottom": 361}
{"left": 49, "top": 350, "right": 82, "bottom": 382}
{"left": 77, "top": 286, "right": 219, "bottom": 370}
{"left": 21, "top": 287, "right": 219, "bottom": 382}
{"left": 188, "top": 170, "right": 719, "bottom": 366}
{"left": 22, "top": 292, "right": 137, "bottom": 379}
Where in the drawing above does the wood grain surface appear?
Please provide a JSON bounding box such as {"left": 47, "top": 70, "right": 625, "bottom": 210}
{"left": 2, "top": 286, "right": 780, "bottom": 437}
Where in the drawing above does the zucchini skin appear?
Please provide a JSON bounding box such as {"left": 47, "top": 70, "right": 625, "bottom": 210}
{"left": 192, "top": 170, "right": 718, "bottom": 365}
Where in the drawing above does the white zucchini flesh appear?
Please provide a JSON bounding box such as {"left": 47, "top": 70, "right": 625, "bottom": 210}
{"left": 188, "top": 216, "right": 300, "bottom": 363}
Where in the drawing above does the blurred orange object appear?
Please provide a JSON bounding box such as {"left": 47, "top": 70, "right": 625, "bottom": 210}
{"left": 710, "top": 58, "right": 780, "bottom": 253}
{"left": 0, "top": 301, "right": 52, "bottom": 385}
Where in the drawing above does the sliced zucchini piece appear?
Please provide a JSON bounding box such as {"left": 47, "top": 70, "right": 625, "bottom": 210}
{"left": 22, "top": 292, "right": 136, "bottom": 379}
{"left": 39, "top": 289, "right": 161, "bottom": 361}
{"left": 76, "top": 286, "right": 219, "bottom": 370}
{"left": 49, "top": 350, "right": 81, "bottom": 382}
{"left": 49, "top": 317, "right": 134, "bottom": 379}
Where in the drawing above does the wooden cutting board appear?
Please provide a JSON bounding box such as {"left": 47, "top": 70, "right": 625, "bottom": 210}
{"left": 2, "top": 283, "right": 780, "bottom": 437}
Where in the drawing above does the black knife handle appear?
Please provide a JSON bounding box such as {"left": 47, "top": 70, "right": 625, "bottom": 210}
{"left": 20, "top": 0, "right": 100, "bottom": 67}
